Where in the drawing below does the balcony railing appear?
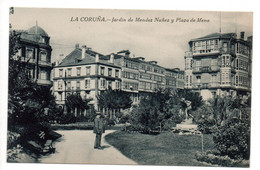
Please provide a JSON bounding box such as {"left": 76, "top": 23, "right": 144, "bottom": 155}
{"left": 220, "top": 48, "right": 236, "bottom": 56}
{"left": 38, "top": 60, "right": 52, "bottom": 67}
{"left": 193, "top": 65, "right": 220, "bottom": 73}
{"left": 37, "top": 79, "right": 52, "bottom": 85}
{"left": 192, "top": 82, "right": 221, "bottom": 89}
{"left": 192, "top": 48, "right": 235, "bottom": 57}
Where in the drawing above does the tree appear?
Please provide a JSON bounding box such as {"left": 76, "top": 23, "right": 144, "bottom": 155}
{"left": 97, "top": 87, "right": 132, "bottom": 119}
{"left": 65, "top": 93, "right": 93, "bottom": 117}
{"left": 8, "top": 30, "right": 58, "bottom": 160}
{"left": 130, "top": 88, "right": 174, "bottom": 133}
{"left": 213, "top": 108, "right": 250, "bottom": 160}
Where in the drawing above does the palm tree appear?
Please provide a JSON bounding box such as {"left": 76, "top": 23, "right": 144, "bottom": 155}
{"left": 97, "top": 87, "right": 132, "bottom": 119}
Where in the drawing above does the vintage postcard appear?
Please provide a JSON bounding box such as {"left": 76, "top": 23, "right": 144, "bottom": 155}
{"left": 6, "top": 7, "right": 252, "bottom": 168}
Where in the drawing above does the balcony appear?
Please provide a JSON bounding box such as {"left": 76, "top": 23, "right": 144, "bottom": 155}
{"left": 220, "top": 48, "right": 236, "bottom": 56}
{"left": 23, "top": 57, "right": 36, "bottom": 64}
{"left": 193, "top": 65, "right": 220, "bottom": 74}
{"left": 38, "top": 60, "right": 52, "bottom": 67}
{"left": 193, "top": 49, "right": 220, "bottom": 57}
{"left": 37, "top": 79, "right": 52, "bottom": 85}
{"left": 192, "top": 48, "right": 235, "bottom": 57}
{"left": 192, "top": 82, "right": 221, "bottom": 89}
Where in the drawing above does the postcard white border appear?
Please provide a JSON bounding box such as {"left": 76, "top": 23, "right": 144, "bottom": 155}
{"left": 1, "top": 0, "right": 259, "bottom": 170}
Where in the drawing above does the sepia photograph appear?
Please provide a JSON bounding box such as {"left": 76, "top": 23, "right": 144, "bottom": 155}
{"left": 3, "top": 4, "right": 255, "bottom": 169}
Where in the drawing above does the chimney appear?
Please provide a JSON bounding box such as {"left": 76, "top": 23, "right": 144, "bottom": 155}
{"left": 240, "top": 32, "right": 245, "bottom": 40}
{"left": 75, "top": 43, "right": 79, "bottom": 49}
{"left": 82, "top": 45, "right": 86, "bottom": 59}
{"left": 95, "top": 54, "right": 99, "bottom": 62}
{"left": 55, "top": 60, "right": 59, "bottom": 66}
{"left": 110, "top": 53, "right": 114, "bottom": 64}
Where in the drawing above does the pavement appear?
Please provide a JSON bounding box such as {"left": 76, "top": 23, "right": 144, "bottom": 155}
{"left": 39, "top": 130, "right": 137, "bottom": 165}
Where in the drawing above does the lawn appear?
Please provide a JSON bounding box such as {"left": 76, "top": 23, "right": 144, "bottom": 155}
{"left": 105, "top": 131, "right": 216, "bottom": 166}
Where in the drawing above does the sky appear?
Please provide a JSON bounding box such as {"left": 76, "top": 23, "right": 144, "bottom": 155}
{"left": 10, "top": 8, "right": 253, "bottom": 70}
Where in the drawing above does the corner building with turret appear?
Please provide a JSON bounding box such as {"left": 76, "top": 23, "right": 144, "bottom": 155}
{"left": 184, "top": 32, "right": 252, "bottom": 100}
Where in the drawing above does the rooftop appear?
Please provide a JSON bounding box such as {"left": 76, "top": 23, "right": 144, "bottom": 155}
{"left": 190, "top": 32, "right": 237, "bottom": 42}
{"left": 28, "top": 25, "right": 49, "bottom": 37}
{"left": 58, "top": 48, "right": 119, "bottom": 68}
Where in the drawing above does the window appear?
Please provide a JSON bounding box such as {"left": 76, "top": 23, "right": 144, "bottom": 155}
{"left": 186, "top": 76, "right": 189, "bottom": 84}
{"left": 101, "top": 67, "right": 105, "bottom": 75}
{"left": 100, "top": 79, "right": 106, "bottom": 88}
{"left": 223, "top": 42, "right": 228, "bottom": 52}
{"left": 76, "top": 81, "right": 80, "bottom": 90}
{"left": 86, "top": 67, "right": 91, "bottom": 75}
{"left": 67, "top": 68, "right": 72, "bottom": 77}
{"left": 40, "top": 52, "right": 47, "bottom": 62}
{"left": 108, "top": 81, "right": 112, "bottom": 88}
{"left": 58, "top": 81, "right": 63, "bottom": 89}
{"left": 196, "top": 76, "right": 201, "bottom": 83}
{"left": 115, "top": 70, "right": 119, "bottom": 78}
{"left": 115, "top": 81, "right": 120, "bottom": 89}
{"left": 108, "top": 68, "right": 112, "bottom": 77}
{"left": 235, "top": 76, "right": 238, "bottom": 85}
{"left": 77, "top": 67, "right": 81, "bottom": 76}
{"left": 211, "top": 75, "right": 217, "bottom": 82}
{"left": 67, "top": 81, "right": 71, "bottom": 89}
{"left": 85, "top": 79, "right": 90, "bottom": 88}
{"left": 40, "top": 71, "right": 46, "bottom": 80}
{"left": 59, "top": 69, "right": 63, "bottom": 77}
{"left": 26, "top": 49, "right": 33, "bottom": 58}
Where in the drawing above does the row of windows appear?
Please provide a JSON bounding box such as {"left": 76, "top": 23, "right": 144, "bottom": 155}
{"left": 58, "top": 79, "right": 121, "bottom": 90}
{"left": 236, "top": 59, "right": 249, "bottom": 72}
{"left": 122, "top": 71, "right": 139, "bottom": 80}
{"left": 139, "top": 81, "right": 164, "bottom": 90}
{"left": 22, "top": 48, "right": 49, "bottom": 62}
{"left": 237, "top": 43, "right": 250, "bottom": 56}
{"left": 59, "top": 67, "right": 120, "bottom": 77}
{"left": 124, "top": 59, "right": 139, "bottom": 69}
{"left": 166, "top": 79, "right": 176, "bottom": 86}
{"left": 140, "top": 64, "right": 164, "bottom": 74}
{"left": 235, "top": 76, "right": 249, "bottom": 87}
{"left": 122, "top": 82, "right": 138, "bottom": 91}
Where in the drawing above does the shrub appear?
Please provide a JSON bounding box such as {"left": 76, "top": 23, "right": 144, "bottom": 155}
{"left": 119, "top": 114, "right": 130, "bottom": 124}
{"left": 162, "top": 119, "right": 176, "bottom": 131}
{"left": 213, "top": 108, "right": 250, "bottom": 160}
{"left": 195, "top": 152, "right": 249, "bottom": 167}
{"left": 56, "top": 113, "right": 76, "bottom": 124}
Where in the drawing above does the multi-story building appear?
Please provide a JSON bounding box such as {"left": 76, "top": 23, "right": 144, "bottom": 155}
{"left": 53, "top": 44, "right": 121, "bottom": 110}
{"left": 53, "top": 45, "right": 185, "bottom": 110}
{"left": 184, "top": 32, "right": 252, "bottom": 100}
{"left": 15, "top": 24, "right": 53, "bottom": 86}
{"left": 165, "top": 68, "right": 185, "bottom": 90}
{"left": 113, "top": 50, "right": 140, "bottom": 104}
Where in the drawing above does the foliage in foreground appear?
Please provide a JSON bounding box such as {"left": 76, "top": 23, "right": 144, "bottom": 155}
{"left": 8, "top": 30, "right": 57, "bottom": 160}
{"left": 192, "top": 95, "right": 251, "bottom": 160}
{"left": 97, "top": 87, "right": 133, "bottom": 119}
{"left": 129, "top": 88, "right": 202, "bottom": 133}
{"left": 195, "top": 152, "right": 249, "bottom": 167}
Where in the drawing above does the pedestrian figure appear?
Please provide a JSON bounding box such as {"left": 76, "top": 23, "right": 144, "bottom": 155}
{"left": 93, "top": 111, "right": 105, "bottom": 149}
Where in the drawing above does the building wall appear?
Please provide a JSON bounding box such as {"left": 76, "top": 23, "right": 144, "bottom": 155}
{"left": 184, "top": 32, "right": 252, "bottom": 100}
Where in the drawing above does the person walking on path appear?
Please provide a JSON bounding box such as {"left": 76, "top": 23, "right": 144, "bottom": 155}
{"left": 93, "top": 112, "right": 105, "bottom": 149}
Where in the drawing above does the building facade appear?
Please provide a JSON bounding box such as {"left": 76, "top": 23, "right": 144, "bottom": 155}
{"left": 53, "top": 45, "right": 121, "bottom": 110}
{"left": 15, "top": 24, "right": 53, "bottom": 86}
{"left": 184, "top": 32, "right": 252, "bottom": 100}
{"left": 53, "top": 45, "right": 185, "bottom": 110}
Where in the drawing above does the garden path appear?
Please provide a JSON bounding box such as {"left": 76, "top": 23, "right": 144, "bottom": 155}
{"left": 39, "top": 130, "right": 137, "bottom": 165}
